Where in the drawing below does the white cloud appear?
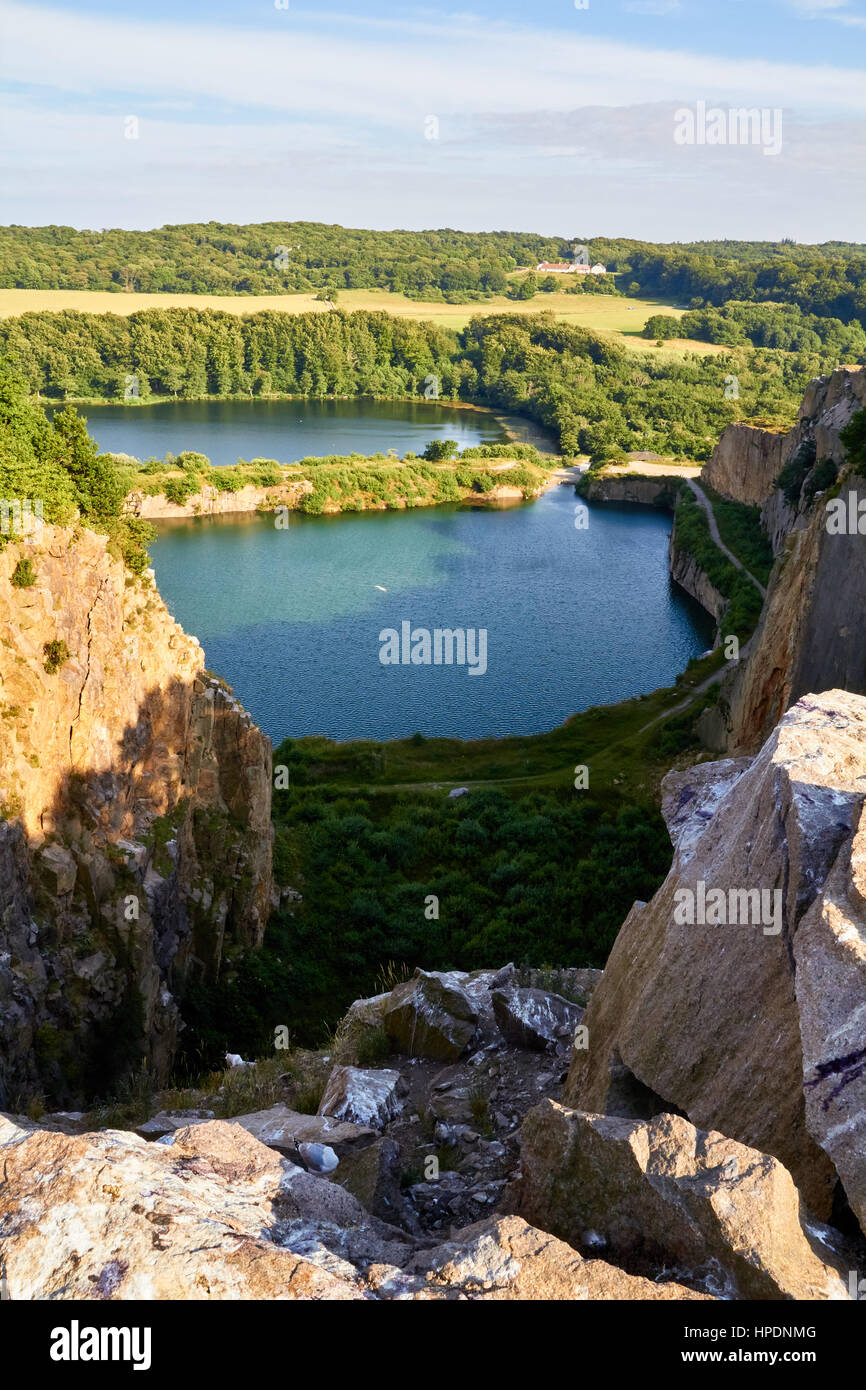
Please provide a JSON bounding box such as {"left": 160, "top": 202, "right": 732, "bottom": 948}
{"left": 1, "top": 0, "right": 865, "bottom": 122}
{"left": 0, "top": 2, "right": 863, "bottom": 236}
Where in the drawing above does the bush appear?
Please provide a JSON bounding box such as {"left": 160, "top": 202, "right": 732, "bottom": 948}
{"left": 176, "top": 451, "right": 210, "bottom": 474}
{"left": 162, "top": 474, "right": 201, "bottom": 505}
{"left": 43, "top": 639, "right": 69, "bottom": 674}
{"left": 11, "top": 558, "right": 37, "bottom": 587}
{"left": 422, "top": 439, "right": 460, "bottom": 461}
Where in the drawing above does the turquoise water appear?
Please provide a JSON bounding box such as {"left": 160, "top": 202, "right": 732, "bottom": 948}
{"left": 149, "top": 486, "right": 714, "bottom": 744}
{"left": 79, "top": 398, "right": 511, "bottom": 467}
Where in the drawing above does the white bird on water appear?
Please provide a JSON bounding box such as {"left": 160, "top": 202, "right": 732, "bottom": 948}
{"left": 375, "top": 585, "right": 387, "bottom": 592}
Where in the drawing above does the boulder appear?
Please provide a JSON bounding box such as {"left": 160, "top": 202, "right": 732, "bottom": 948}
{"left": 567, "top": 692, "right": 866, "bottom": 1226}
{"left": 318, "top": 1065, "right": 404, "bottom": 1129}
{"left": 517, "top": 1102, "right": 851, "bottom": 1301}
{"left": 0, "top": 1118, "right": 388, "bottom": 1299}
{"left": 367, "top": 1216, "right": 711, "bottom": 1301}
{"left": 795, "top": 799, "right": 866, "bottom": 1235}
{"left": 330, "top": 1137, "right": 415, "bottom": 1229}
{"left": 226, "top": 1103, "right": 376, "bottom": 1159}
{"left": 136, "top": 1108, "right": 215, "bottom": 1139}
{"left": 492, "top": 986, "right": 583, "bottom": 1050}
{"left": 383, "top": 970, "right": 478, "bottom": 1062}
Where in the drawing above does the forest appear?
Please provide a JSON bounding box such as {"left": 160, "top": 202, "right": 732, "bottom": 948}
{"left": 179, "top": 774, "right": 675, "bottom": 1061}
{"left": 0, "top": 222, "right": 566, "bottom": 301}
{"left": 0, "top": 306, "right": 838, "bottom": 461}
{"left": 612, "top": 241, "right": 866, "bottom": 326}
{"left": 642, "top": 300, "right": 866, "bottom": 358}
{"left": 1, "top": 222, "right": 863, "bottom": 318}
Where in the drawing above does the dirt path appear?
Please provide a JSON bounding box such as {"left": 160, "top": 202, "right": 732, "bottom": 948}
{"left": 685, "top": 479, "right": 768, "bottom": 600}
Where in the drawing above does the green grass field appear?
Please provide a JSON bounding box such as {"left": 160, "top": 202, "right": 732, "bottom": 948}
{"left": 0, "top": 286, "right": 724, "bottom": 358}
{"left": 275, "top": 648, "right": 726, "bottom": 809}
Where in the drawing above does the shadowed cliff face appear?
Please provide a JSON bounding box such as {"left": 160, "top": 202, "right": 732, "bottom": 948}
{"left": 698, "top": 367, "right": 866, "bottom": 754}
{"left": 0, "top": 525, "right": 273, "bottom": 1108}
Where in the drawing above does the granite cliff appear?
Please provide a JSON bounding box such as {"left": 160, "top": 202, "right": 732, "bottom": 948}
{"left": 0, "top": 524, "right": 273, "bottom": 1108}
{"left": 699, "top": 367, "right": 866, "bottom": 753}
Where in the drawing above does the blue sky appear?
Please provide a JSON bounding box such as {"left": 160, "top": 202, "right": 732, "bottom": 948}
{"left": 1, "top": 0, "right": 864, "bottom": 239}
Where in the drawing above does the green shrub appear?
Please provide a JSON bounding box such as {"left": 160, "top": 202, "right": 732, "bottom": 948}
{"left": 11, "top": 558, "right": 37, "bottom": 588}
{"left": 43, "top": 639, "right": 69, "bottom": 674}
{"left": 162, "top": 474, "right": 201, "bottom": 505}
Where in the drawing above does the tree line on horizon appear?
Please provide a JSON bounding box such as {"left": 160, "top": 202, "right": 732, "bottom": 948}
{"left": 0, "top": 222, "right": 864, "bottom": 319}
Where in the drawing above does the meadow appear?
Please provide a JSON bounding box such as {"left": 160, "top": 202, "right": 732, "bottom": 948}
{"left": 0, "top": 286, "right": 724, "bottom": 357}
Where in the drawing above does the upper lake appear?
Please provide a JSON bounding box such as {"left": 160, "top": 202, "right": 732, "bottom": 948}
{"left": 78, "top": 398, "right": 514, "bottom": 467}
{"left": 148, "top": 485, "right": 714, "bottom": 745}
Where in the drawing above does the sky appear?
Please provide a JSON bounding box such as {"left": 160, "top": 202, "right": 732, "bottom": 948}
{"left": 1, "top": 0, "right": 864, "bottom": 241}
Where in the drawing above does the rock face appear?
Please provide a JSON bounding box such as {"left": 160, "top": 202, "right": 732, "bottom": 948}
{"left": 714, "top": 477, "right": 866, "bottom": 753}
{"left": 517, "top": 1104, "right": 850, "bottom": 1301}
{"left": 0, "top": 525, "right": 273, "bottom": 1106}
{"left": 699, "top": 367, "right": 866, "bottom": 753}
{"left": 566, "top": 691, "right": 866, "bottom": 1230}
{"left": 702, "top": 422, "right": 788, "bottom": 507}
{"left": 668, "top": 530, "right": 727, "bottom": 630}
{"left": 576, "top": 474, "right": 684, "bottom": 509}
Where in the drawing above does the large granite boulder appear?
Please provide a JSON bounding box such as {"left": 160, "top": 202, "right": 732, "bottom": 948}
{"left": 318, "top": 1065, "right": 404, "bottom": 1129}
{"left": 492, "top": 986, "right": 583, "bottom": 1050}
{"left": 517, "top": 1103, "right": 851, "bottom": 1301}
{"left": 366, "top": 1215, "right": 710, "bottom": 1301}
{"left": 566, "top": 692, "right": 866, "bottom": 1228}
{"left": 226, "top": 1103, "right": 376, "bottom": 1158}
{"left": 382, "top": 970, "right": 478, "bottom": 1061}
{"left": 0, "top": 1117, "right": 413, "bottom": 1299}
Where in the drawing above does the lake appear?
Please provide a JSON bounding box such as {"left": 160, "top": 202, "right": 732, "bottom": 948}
{"left": 79, "top": 398, "right": 512, "bottom": 467}
{"left": 149, "top": 485, "right": 714, "bottom": 745}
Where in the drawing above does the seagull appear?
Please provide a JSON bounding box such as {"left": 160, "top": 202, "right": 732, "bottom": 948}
{"left": 375, "top": 585, "right": 387, "bottom": 592}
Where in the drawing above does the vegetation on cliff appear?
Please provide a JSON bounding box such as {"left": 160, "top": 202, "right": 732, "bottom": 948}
{"left": 672, "top": 489, "right": 765, "bottom": 640}
{"left": 0, "top": 366, "right": 153, "bottom": 571}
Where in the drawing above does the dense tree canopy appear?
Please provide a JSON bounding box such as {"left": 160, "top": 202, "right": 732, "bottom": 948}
{"left": 0, "top": 222, "right": 571, "bottom": 302}
{"left": 0, "top": 307, "right": 840, "bottom": 461}
{"left": 643, "top": 301, "right": 866, "bottom": 359}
